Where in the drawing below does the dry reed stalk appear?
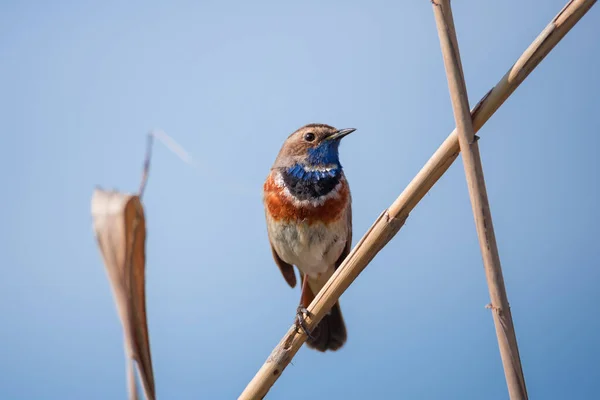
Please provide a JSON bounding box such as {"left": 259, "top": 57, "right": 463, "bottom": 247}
{"left": 239, "top": 1, "right": 596, "bottom": 398}
{"left": 432, "top": 0, "right": 527, "bottom": 398}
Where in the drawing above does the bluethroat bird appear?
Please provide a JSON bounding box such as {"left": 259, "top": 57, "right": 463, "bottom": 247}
{"left": 263, "top": 123, "right": 355, "bottom": 352}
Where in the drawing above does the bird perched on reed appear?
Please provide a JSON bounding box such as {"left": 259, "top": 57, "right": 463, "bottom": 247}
{"left": 262, "top": 123, "right": 355, "bottom": 352}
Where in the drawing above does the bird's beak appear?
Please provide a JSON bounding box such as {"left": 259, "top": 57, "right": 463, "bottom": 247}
{"left": 325, "top": 128, "right": 356, "bottom": 141}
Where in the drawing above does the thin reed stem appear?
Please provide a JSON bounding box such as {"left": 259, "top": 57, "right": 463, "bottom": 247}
{"left": 432, "top": 0, "right": 527, "bottom": 397}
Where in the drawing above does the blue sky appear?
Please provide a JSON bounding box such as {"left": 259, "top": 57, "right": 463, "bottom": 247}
{"left": 1, "top": 0, "right": 599, "bottom": 399}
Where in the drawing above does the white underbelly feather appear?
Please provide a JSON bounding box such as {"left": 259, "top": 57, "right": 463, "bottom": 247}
{"left": 268, "top": 216, "right": 348, "bottom": 278}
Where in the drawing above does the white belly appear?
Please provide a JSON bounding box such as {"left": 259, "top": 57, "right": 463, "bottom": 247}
{"left": 268, "top": 217, "right": 348, "bottom": 278}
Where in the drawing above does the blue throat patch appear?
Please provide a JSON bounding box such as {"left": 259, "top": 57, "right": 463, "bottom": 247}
{"left": 306, "top": 140, "right": 342, "bottom": 167}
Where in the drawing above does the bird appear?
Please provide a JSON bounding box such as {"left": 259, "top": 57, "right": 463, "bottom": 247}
{"left": 262, "top": 123, "right": 355, "bottom": 352}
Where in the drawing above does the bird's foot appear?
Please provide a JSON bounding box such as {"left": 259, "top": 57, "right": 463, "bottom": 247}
{"left": 294, "top": 306, "right": 314, "bottom": 340}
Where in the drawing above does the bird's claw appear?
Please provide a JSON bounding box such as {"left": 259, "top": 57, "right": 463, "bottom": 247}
{"left": 294, "top": 306, "right": 314, "bottom": 340}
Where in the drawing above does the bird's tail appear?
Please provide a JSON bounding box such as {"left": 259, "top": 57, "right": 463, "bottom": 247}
{"left": 306, "top": 301, "right": 347, "bottom": 352}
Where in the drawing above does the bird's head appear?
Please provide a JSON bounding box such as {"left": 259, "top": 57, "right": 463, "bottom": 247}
{"left": 272, "top": 123, "right": 355, "bottom": 172}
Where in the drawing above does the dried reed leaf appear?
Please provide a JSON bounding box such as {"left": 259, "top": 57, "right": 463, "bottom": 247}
{"left": 90, "top": 130, "right": 193, "bottom": 399}
{"left": 91, "top": 189, "right": 156, "bottom": 400}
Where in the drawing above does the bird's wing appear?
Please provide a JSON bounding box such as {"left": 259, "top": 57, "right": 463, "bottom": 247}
{"left": 270, "top": 242, "right": 297, "bottom": 288}
{"left": 335, "top": 200, "right": 352, "bottom": 270}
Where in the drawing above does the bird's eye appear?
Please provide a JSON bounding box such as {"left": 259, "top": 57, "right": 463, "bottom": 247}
{"left": 304, "top": 132, "right": 315, "bottom": 142}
